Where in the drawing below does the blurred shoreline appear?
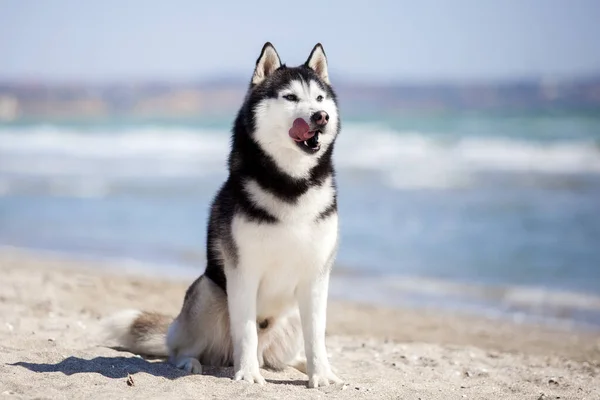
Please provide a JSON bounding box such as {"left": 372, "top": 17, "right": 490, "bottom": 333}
{"left": 4, "top": 244, "right": 600, "bottom": 332}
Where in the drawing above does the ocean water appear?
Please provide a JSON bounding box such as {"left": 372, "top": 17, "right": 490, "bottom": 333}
{"left": 1, "top": 111, "right": 600, "bottom": 328}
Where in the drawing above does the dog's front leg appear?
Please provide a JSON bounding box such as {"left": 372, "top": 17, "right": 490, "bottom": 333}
{"left": 227, "top": 269, "right": 265, "bottom": 384}
{"left": 297, "top": 271, "right": 342, "bottom": 388}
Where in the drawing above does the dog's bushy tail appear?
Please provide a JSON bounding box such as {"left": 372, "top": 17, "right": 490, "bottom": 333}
{"left": 102, "top": 310, "right": 172, "bottom": 357}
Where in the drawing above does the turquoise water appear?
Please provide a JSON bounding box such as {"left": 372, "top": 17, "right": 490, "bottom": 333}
{"left": 1, "top": 111, "right": 600, "bottom": 327}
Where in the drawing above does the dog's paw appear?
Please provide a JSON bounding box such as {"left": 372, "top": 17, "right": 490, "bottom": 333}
{"left": 175, "top": 357, "right": 203, "bottom": 374}
{"left": 233, "top": 366, "right": 266, "bottom": 385}
{"left": 307, "top": 370, "right": 342, "bottom": 388}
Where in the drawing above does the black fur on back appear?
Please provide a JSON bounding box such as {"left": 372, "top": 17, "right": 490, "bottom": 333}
{"left": 203, "top": 64, "right": 340, "bottom": 294}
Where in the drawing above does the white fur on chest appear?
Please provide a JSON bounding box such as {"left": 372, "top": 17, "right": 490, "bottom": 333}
{"left": 231, "top": 177, "right": 338, "bottom": 318}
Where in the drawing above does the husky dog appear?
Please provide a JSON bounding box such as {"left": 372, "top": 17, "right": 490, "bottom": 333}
{"left": 104, "top": 42, "right": 342, "bottom": 388}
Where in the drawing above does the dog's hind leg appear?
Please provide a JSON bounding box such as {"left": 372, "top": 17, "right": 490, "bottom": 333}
{"left": 166, "top": 319, "right": 204, "bottom": 374}
{"left": 260, "top": 310, "right": 305, "bottom": 373}
{"left": 165, "top": 276, "right": 232, "bottom": 374}
{"left": 171, "top": 354, "right": 203, "bottom": 374}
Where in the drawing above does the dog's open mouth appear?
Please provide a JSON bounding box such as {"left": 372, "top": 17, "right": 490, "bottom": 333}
{"left": 296, "top": 130, "right": 321, "bottom": 153}
{"left": 289, "top": 118, "right": 322, "bottom": 154}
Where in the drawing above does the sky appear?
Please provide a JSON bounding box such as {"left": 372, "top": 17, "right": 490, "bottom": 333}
{"left": 1, "top": 0, "right": 600, "bottom": 83}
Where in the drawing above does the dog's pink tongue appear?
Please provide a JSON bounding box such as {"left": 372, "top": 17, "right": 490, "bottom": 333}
{"left": 289, "top": 118, "right": 314, "bottom": 142}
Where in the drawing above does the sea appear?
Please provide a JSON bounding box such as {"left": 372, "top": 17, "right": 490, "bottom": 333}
{"left": 1, "top": 110, "right": 600, "bottom": 329}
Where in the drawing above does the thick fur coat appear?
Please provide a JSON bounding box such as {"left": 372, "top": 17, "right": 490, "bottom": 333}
{"left": 104, "top": 42, "right": 342, "bottom": 388}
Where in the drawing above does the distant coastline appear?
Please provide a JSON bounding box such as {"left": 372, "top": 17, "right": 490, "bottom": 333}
{"left": 1, "top": 76, "right": 600, "bottom": 121}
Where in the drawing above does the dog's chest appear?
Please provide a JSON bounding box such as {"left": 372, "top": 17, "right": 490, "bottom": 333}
{"left": 234, "top": 215, "right": 338, "bottom": 316}
{"left": 231, "top": 179, "right": 338, "bottom": 315}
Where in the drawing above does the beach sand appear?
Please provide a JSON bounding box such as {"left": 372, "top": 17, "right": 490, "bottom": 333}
{"left": 1, "top": 248, "right": 599, "bottom": 399}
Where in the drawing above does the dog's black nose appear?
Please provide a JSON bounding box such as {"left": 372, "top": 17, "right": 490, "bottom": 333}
{"left": 311, "top": 111, "right": 329, "bottom": 126}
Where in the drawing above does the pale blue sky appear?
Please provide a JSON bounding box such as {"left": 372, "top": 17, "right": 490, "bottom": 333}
{"left": 1, "top": 0, "right": 599, "bottom": 83}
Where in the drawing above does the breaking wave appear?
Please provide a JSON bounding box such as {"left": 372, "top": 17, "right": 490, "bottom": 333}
{"left": 1, "top": 123, "right": 600, "bottom": 196}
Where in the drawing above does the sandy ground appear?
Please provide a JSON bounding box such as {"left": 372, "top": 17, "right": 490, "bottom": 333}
{"left": 1, "top": 248, "right": 599, "bottom": 399}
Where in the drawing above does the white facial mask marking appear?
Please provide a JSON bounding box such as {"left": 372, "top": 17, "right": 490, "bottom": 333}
{"left": 252, "top": 77, "right": 339, "bottom": 177}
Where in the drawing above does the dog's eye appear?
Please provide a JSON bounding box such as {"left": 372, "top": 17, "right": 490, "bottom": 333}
{"left": 283, "top": 94, "right": 299, "bottom": 102}
{"left": 316, "top": 95, "right": 324, "bottom": 102}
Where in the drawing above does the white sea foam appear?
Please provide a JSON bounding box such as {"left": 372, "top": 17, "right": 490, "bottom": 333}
{"left": 0, "top": 125, "right": 231, "bottom": 196}
{"left": 1, "top": 123, "right": 600, "bottom": 195}
{"left": 337, "top": 123, "right": 600, "bottom": 189}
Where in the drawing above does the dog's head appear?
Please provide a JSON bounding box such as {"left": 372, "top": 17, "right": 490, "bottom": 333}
{"left": 243, "top": 43, "right": 340, "bottom": 177}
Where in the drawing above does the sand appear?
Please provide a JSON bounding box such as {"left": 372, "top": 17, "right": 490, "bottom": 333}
{"left": 0, "top": 247, "right": 599, "bottom": 399}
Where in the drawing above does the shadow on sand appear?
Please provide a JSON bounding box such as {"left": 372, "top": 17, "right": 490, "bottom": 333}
{"left": 11, "top": 356, "right": 186, "bottom": 380}
{"left": 10, "top": 354, "right": 306, "bottom": 386}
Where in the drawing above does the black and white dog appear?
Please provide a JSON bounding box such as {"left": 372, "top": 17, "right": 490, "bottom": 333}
{"left": 105, "top": 42, "right": 342, "bottom": 388}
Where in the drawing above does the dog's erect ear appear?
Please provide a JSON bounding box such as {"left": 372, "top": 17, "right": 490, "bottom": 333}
{"left": 305, "top": 43, "right": 329, "bottom": 84}
{"left": 252, "top": 42, "right": 282, "bottom": 85}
